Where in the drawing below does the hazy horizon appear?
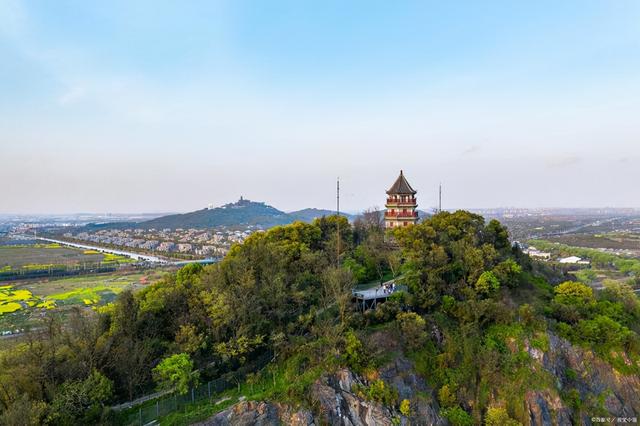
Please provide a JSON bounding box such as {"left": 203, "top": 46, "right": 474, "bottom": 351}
{"left": 2, "top": 1, "right": 640, "bottom": 214}
{"left": 4, "top": 200, "right": 640, "bottom": 217}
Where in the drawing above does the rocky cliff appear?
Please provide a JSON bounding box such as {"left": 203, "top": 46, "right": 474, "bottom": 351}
{"left": 197, "top": 331, "right": 638, "bottom": 426}
{"left": 523, "top": 333, "right": 640, "bottom": 426}
{"left": 197, "top": 358, "right": 444, "bottom": 426}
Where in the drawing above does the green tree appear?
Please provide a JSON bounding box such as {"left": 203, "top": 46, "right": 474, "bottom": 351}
{"left": 475, "top": 271, "right": 500, "bottom": 295}
{"left": 214, "top": 335, "right": 264, "bottom": 364}
{"left": 553, "top": 281, "right": 594, "bottom": 306}
{"left": 48, "top": 370, "right": 114, "bottom": 424}
{"left": 322, "top": 266, "right": 354, "bottom": 328}
{"left": 152, "top": 353, "right": 199, "bottom": 395}
{"left": 343, "top": 330, "right": 368, "bottom": 371}
{"left": 492, "top": 259, "right": 522, "bottom": 288}
{"left": 601, "top": 280, "right": 640, "bottom": 318}
{"left": 397, "top": 312, "right": 428, "bottom": 351}
{"left": 0, "top": 394, "right": 47, "bottom": 426}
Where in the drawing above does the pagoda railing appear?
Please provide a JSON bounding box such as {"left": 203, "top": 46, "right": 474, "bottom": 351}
{"left": 385, "top": 212, "right": 418, "bottom": 218}
{"left": 386, "top": 197, "right": 417, "bottom": 204}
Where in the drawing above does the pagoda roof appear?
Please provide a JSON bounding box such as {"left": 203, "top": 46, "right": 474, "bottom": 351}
{"left": 386, "top": 170, "right": 417, "bottom": 195}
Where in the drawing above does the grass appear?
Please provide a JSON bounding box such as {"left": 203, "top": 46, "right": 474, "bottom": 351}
{"left": 48, "top": 286, "right": 121, "bottom": 305}
{"left": 158, "top": 396, "right": 239, "bottom": 426}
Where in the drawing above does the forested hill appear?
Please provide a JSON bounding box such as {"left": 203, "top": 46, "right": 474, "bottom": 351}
{"left": 82, "top": 200, "right": 352, "bottom": 230}
{"left": 140, "top": 198, "right": 291, "bottom": 229}
{"left": 1, "top": 212, "right": 638, "bottom": 425}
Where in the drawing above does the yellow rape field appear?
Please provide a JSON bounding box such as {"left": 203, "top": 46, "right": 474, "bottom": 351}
{"left": 0, "top": 302, "right": 22, "bottom": 314}
{"left": 0, "top": 287, "right": 36, "bottom": 315}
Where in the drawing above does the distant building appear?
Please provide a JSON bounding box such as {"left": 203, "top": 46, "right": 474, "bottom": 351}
{"left": 158, "top": 242, "right": 176, "bottom": 252}
{"left": 384, "top": 170, "right": 419, "bottom": 229}
{"left": 558, "top": 256, "right": 590, "bottom": 265}
{"left": 177, "top": 243, "right": 193, "bottom": 253}
{"left": 523, "top": 246, "right": 552, "bottom": 261}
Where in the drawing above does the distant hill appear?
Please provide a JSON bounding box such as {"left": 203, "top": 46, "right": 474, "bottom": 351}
{"left": 75, "top": 200, "right": 355, "bottom": 231}
{"left": 139, "top": 198, "right": 291, "bottom": 229}
{"left": 121, "top": 199, "right": 352, "bottom": 230}
{"left": 288, "top": 208, "right": 352, "bottom": 223}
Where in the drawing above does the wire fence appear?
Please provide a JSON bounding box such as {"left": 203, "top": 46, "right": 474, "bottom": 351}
{"left": 121, "top": 351, "right": 273, "bottom": 426}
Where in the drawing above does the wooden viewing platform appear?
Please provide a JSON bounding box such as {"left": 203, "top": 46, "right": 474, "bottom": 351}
{"left": 352, "top": 279, "right": 405, "bottom": 310}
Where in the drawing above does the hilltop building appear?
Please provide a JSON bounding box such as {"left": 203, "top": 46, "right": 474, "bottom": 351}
{"left": 385, "top": 170, "right": 419, "bottom": 229}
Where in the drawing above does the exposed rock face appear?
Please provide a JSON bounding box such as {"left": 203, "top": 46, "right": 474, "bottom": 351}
{"left": 524, "top": 390, "right": 573, "bottom": 426}
{"left": 309, "top": 368, "right": 394, "bottom": 425}
{"left": 523, "top": 332, "right": 640, "bottom": 425}
{"left": 199, "top": 332, "right": 639, "bottom": 426}
{"left": 199, "top": 360, "right": 444, "bottom": 426}
{"left": 378, "top": 357, "right": 445, "bottom": 426}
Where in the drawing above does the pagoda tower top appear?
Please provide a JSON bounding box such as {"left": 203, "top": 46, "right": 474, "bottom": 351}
{"left": 386, "top": 170, "right": 417, "bottom": 195}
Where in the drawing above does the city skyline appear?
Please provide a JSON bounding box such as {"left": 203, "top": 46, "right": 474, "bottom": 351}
{"left": 2, "top": 1, "right": 640, "bottom": 213}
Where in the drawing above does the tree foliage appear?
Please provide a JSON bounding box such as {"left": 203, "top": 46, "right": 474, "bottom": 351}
{"left": 152, "top": 353, "right": 199, "bottom": 395}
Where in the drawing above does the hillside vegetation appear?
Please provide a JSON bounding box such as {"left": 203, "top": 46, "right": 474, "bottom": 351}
{"left": 0, "top": 212, "right": 638, "bottom": 425}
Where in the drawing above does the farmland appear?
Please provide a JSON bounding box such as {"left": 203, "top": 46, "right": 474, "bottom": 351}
{"left": 546, "top": 232, "right": 640, "bottom": 254}
{"left": 0, "top": 268, "right": 172, "bottom": 337}
{"left": 0, "top": 243, "right": 133, "bottom": 271}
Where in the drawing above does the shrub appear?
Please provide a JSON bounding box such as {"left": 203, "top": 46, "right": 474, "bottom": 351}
{"left": 485, "top": 406, "right": 522, "bottom": 426}
{"left": 397, "top": 312, "right": 428, "bottom": 351}
{"left": 354, "top": 379, "right": 398, "bottom": 406}
{"left": 400, "top": 399, "right": 411, "bottom": 416}
{"left": 553, "top": 281, "right": 594, "bottom": 306}
{"left": 441, "top": 406, "right": 474, "bottom": 426}
{"left": 438, "top": 384, "right": 457, "bottom": 408}
{"left": 343, "top": 330, "right": 368, "bottom": 371}
{"left": 442, "top": 295, "right": 456, "bottom": 314}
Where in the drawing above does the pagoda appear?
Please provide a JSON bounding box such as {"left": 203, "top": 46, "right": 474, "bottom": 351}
{"left": 384, "top": 170, "right": 418, "bottom": 229}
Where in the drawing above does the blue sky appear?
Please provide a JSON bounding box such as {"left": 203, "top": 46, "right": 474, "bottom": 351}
{"left": 1, "top": 0, "right": 639, "bottom": 213}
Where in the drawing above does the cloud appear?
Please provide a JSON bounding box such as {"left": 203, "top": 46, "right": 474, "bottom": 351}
{"left": 461, "top": 144, "right": 481, "bottom": 156}
{"left": 545, "top": 155, "right": 582, "bottom": 169}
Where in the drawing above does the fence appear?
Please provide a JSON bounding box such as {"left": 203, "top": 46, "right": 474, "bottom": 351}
{"left": 0, "top": 264, "right": 119, "bottom": 282}
{"left": 121, "top": 351, "right": 273, "bottom": 426}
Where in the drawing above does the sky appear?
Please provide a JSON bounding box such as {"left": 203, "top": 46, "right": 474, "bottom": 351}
{"left": 1, "top": 0, "right": 639, "bottom": 214}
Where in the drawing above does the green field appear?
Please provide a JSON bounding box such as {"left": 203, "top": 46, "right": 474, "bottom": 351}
{"left": 0, "top": 268, "right": 171, "bottom": 334}
{"left": 0, "top": 244, "right": 134, "bottom": 273}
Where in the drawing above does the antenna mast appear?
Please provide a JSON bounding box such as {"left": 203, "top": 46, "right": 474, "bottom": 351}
{"left": 337, "top": 177, "right": 340, "bottom": 217}
{"left": 336, "top": 177, "right": 340, "bottom": 265}
{"left": 439, "top": 183, "right": 442, "bottom": 213}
